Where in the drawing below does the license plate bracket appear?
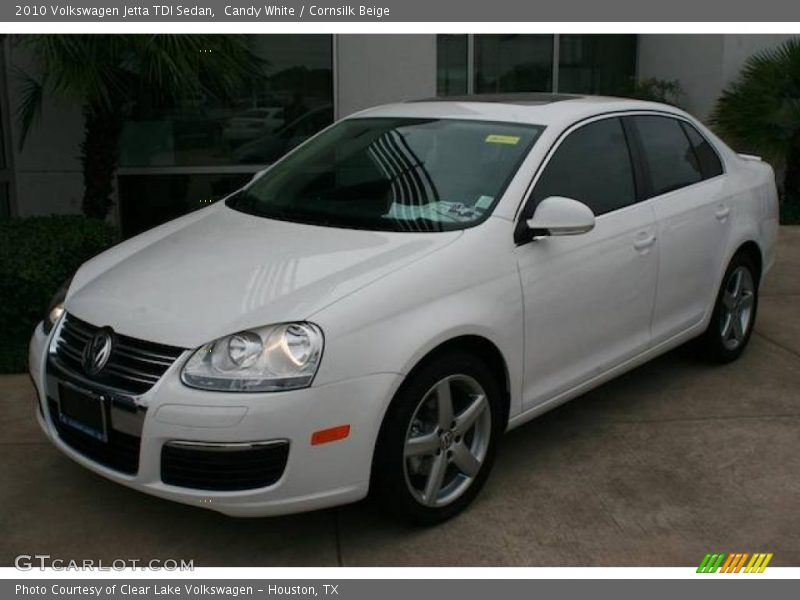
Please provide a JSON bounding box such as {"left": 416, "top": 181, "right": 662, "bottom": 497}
{"left": 57, "top": 383, "right": 108, "bottom": 443}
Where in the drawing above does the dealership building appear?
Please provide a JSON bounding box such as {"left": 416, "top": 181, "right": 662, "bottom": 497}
{"left": 0, "top": 34, "right": 793, "bottom": 233}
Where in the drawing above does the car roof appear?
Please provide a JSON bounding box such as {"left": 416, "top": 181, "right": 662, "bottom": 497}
{"left": 348, "top": 94, "right": 687, "bottom": 129}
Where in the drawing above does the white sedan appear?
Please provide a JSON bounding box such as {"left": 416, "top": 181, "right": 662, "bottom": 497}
{"left": 29, "top": 95, "right": 779, "bottom": 523}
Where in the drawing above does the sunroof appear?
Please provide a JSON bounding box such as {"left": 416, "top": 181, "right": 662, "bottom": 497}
{"left": 408, "top": 93, "right": 582, "bottom": 105}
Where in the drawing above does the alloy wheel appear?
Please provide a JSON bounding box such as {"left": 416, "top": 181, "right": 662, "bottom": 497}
{"left": 402, "top": 374, "right": 492, "bottom": 508}
{"left": 719, "top": 266, "right": 755, "bottom": 351}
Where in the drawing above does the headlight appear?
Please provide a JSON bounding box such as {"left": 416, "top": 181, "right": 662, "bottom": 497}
{"left": 42, "top": 275, "right": 73, "bottom": 336}
{"left": 181, "top": 322, "right": 324, "bottom": 392}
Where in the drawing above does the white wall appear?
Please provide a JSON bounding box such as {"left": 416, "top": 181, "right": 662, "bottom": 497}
{"left": 637, "top": 35, "right": 725, "bottom": 120}
{"left": 335, "top": 34, "right": 437, "bottom": 118}
{"left": 638, "top": 34, "right": 797, "bottom": 122}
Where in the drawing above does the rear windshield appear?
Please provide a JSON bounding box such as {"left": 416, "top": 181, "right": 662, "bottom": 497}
{"left": 227, "top": 117, "right": 544, "bottom": 232}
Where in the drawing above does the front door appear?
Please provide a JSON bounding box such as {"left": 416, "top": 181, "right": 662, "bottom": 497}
{"left": 514, "top": 116, "right": 659, "bottom": 409}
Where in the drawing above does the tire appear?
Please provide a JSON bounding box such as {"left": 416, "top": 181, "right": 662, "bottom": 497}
{"left": 699, "top": 252, "right": 759, "bottom": 363}
{"left": 371, "top": 351, "right": 504, "bottom": 525}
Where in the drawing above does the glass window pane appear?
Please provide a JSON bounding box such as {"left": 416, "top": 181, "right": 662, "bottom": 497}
{"left": 232, "top": 118, "right": 544, "bottom": 232}
{"left": 118, "top": 173, "right": 253, "bottom": 237}
{"left": 634, "top": 116, "right": 703, "bottom": 197}
{"left": 558, "top": 35, "right": 637, "bottom": 95}
{"left": 475, "top": 35, "right": 554, "bottom": 94}
{"left": 530, "top": 118, "right": 635, "bottom": 216}
{"left": 681, "top": 122, "right": 724, "bottom": 179}
{"left": 119, "top": 35, "right": 333, "bottom": 168}
{"left": 437, "top": 35, "right": 468, "bottom": 96}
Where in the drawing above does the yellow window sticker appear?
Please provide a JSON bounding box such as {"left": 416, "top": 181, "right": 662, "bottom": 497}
{"left": 485, "top": 134, "right": 521, "bottom": 145}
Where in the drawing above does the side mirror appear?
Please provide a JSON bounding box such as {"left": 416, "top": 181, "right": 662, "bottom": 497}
{"left": 526, "top": 196, "right": 595, "bottom": 237}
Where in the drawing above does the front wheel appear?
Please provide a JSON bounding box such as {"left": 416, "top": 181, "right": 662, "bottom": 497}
{"left": 371, "top": 352, "right": 504, "bottom": 525}
{"left": 700, "top": 252, "right": 759, "bottom": 363}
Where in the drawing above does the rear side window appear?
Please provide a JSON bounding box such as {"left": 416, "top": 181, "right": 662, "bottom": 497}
{"left": 530, "top": 118, "right": 636, "bottom": 216}
{"left": 634, "top": 116, "right": 702, "bottom": 197}
{"left": 681, "top": 122, "right": 724, "bottom": 179}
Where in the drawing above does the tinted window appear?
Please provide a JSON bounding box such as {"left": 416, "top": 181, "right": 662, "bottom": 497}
{"left": 558, "top": 35, "right": 637, "bottom": 96}
{"left": 681, "top": 122, "right": 723, "bottom": 179}
{"left": 475, "top": 35, "right": 554, "bottom": 93}
{"left": 530, "top": 118, "right": 635, "bottom": 216}
{"left": 119, "top": 35, "right": 333, "bottom": 168}
{"left": 119, "top": 173, "right": 253, "bottom": 238}
{"left": 634, "top": 116, "right": 702, "bottom": 196}
{"left": 437, "top": 35, "right": 468, "bottom": 96}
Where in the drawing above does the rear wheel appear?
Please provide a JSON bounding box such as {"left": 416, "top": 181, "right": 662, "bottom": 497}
{"left": 700, "top": 252, "right": 759, "bottom": 363}
{"left": 372, "top": 352, "right": 504, "bottom": 524}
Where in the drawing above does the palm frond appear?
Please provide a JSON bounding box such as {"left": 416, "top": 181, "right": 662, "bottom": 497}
{"left": 13, "top": 67, "right": 44, "bottom": 150}
{"left": 14, "top": 34, "right": 266, "bottom": 149}
{"left": 710, "top": 37, "right": 800, "bottom": 163}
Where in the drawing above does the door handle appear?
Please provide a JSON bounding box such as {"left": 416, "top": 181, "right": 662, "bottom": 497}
{"left": 715, "top": 205, "right": 731, "bottom": 220}
{"left": 633, "top": 233, "right": 657, "bottom": 251}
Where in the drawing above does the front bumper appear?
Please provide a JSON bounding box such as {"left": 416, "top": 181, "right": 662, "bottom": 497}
{"left": 29, "top": 323, "right": 401, "bottom": 517}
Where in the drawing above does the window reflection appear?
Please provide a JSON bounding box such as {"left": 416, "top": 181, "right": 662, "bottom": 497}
{"left": 475, "top": 35, "right": 554, "bottom": 94}
{"left": 437, "top": 35, "right": 468, "bottom": 96}
{"left": 118, "top": 173, "right": 253, "bottom": 237}
{"left": 559, "top": 35, "right": 637, "bottom": 95}
{"left": 119, "top": 35, "right": 333, "bottom": 168}
{"left": 437, "top": 34, "right": 638, "bottom": 98}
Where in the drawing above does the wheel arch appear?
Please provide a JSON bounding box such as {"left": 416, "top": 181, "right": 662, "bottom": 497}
{"left": 734, "top": 240, "right": 764, "bottom": 284}
{"left": 380, "top": 333, "right": 514, "bottom": 439}
{"left": 703, "top": 237, "right": 765, "bottom": 332}
{"left": 408, "top": 335, "right": 512, "bottom": 428}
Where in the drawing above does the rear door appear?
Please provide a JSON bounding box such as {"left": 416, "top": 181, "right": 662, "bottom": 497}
{"left": 514, "top": 116, "right": 659, "bottom": 409}
{"left": 627, "top": 115, "right": 730, "bottom": 343}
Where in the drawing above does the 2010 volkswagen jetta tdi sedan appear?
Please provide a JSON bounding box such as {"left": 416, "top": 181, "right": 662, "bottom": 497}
{"left": 29, "top": 94, "right": 779, "bottom": 523}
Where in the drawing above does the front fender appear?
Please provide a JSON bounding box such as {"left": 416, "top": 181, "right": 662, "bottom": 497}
{"left": 309, "top": 219, "right": 525, "bottom": 421}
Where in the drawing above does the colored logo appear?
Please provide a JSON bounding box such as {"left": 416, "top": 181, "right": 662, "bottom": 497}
{"left": 697, "top": 553, "right": 773, "bottom": 573}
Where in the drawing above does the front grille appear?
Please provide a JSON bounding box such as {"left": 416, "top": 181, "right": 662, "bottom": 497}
{"left": 161, "top": 441, "right": 290, "bottom": 491}
{"left": 48, "top": 398, "right": 141, "bottom": 475}
{"left": 51, "top": 313, "right": 185, "bottom": 395}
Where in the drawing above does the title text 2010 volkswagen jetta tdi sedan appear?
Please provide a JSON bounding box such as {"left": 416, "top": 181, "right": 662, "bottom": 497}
{"left": 29, "top": 95, "right": 779, "bottom": 523}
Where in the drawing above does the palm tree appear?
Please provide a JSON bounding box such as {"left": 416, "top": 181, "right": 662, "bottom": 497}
{"left": 710, "top": 38, "right": 800, "bottom": 211}
{"left": 15, "top": 35, "right": 263, "bottom": 219}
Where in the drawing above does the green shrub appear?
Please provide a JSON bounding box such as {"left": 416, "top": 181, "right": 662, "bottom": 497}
{"left": 710, "top": 38, "right": 800, "bottom": 221}
{"left": 626, "top": 77, "right": 686, "bottom": 108}
{"left": 0, "top": 215, "right": 119, "bottom": 373}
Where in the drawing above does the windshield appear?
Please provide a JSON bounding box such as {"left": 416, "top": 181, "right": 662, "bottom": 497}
{"left": 227, "top": 117, "right": 544, "bottom": 232}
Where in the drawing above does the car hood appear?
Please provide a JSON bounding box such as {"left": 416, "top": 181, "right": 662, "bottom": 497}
{"left": 67, "top": 204, "right": 460, "bottom": 348}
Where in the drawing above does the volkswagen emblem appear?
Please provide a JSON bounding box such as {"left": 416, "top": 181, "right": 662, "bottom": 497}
{"left": 83, "top": 327, "right": 115, "bottom": 375}
{"left": 440, "top": 430, "right": 454, "bottom": 451}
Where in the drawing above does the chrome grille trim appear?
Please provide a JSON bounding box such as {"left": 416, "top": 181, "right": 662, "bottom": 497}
{"left": 49, "top": 313, "right": 186, "bottom": 396}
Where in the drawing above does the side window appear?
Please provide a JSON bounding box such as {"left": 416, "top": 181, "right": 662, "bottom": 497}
{"left": 681, "top": 122, "right": 724, "bottom": 179}
{"left": 530, "top": 118, "right": 635, "bottom": 216}
{"left": 634, "top": 116, "right": 702, "bottom": 196}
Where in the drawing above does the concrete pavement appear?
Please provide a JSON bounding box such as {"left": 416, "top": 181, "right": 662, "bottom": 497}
{"left": 1, "top": 228, "right": 798, "bottom": 566}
